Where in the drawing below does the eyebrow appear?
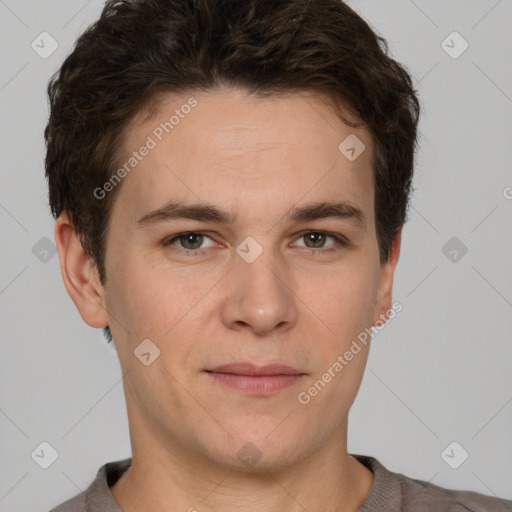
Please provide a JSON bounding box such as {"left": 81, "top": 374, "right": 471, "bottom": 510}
{"left": 136, "top": 200, "right": 366, "bottom": 229}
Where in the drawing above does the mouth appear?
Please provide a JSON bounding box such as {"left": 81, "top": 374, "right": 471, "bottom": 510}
{"left": 204, "top": 363, "right": 306, "bottom": 395}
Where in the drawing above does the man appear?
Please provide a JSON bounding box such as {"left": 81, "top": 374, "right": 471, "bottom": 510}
{"left": 45, "top": 0, "right": 512, "bottom": 510}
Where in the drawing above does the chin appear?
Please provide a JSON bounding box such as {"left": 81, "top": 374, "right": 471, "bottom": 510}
{"left": 201, "top": 430, "right": 316, "bottom": 474}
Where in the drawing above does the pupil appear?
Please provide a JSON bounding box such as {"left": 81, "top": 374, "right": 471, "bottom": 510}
{"left": 306, "top": 232, "right": 325, "bottom": 248}
{"left": 179, "top": 233, "right": 327, "bottom": 250}
{"left": 183, "top": 233, "right": 202, "bottom": 249}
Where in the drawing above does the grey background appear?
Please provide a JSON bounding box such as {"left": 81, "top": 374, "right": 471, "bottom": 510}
{"left": 1, "top": 0, "right": 511, "bottom": 510}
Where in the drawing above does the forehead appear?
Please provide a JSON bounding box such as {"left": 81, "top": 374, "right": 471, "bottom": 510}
{"left": 112, "top": 88, "right": 374, "bottom": 227}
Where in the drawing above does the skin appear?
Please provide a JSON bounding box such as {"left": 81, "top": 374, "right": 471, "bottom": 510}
{"left": 55, "top": 87, "right": 401, "bottom": 512}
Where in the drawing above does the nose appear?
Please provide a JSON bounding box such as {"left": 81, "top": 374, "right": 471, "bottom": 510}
{"left": 219, "top": 243, "right": 298, "bottom": 337}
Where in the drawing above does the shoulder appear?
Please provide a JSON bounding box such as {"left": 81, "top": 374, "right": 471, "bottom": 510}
{"left": 49, "top": 459, "right": 131, "bottom": 512}
{"left": 49, "top": 488, "right": 87, "bottom": 512}
{"left": 353, "top": 454, "right": 512, "bottom": 512}
{"left": 399, "top": 473, "right": 512, "bottom": 512}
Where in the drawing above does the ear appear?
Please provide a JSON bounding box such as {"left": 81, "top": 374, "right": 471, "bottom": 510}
{"left": 54, "top": 212, "right": 109, "bottom": 328}
{"left": 372, "top": 228, "right": 402, "bottom": 326}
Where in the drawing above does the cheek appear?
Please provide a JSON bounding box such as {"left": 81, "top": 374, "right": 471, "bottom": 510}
{"left": 104, "top": 252, "right": 221, "bottom": 360}
{"left": 103, "top": 258, "right": 166, "bottom": 353}
{"left": 295, "top": 268, "right": 377, "bottom": 419}
{"left": 298, "top": 257, "right": 380, "bottom": 343}
{"left": 125, "top": 364, "right": 195, "bottom": 433}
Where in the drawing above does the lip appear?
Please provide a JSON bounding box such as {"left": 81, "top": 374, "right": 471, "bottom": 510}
{"left": 205, "top": 363, "right": 306, "bottom": 395}
{"left": 208, "top": 363, "right": 303, "bottom": 376}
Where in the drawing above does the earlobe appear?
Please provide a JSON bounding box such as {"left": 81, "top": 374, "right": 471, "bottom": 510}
{"left": 372, "top": 229, "right": 402, "bottom": 326}
{"left": 55, "top": 212, "right": 109, "bottom": 328}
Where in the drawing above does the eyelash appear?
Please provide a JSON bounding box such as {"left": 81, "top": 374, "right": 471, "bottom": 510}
{"left": 163, "top": 230, "right": 348, "bottom": 256}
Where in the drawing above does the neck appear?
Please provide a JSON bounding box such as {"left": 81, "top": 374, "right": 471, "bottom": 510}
{"left": 110, "top": 415, "right": 374, "bottom": 512}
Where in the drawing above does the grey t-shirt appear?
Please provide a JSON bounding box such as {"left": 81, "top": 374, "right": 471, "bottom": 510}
{"left": 50, "top": 454, "right": 512, "bottom": 511}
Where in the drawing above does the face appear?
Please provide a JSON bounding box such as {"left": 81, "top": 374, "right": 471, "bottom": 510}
{"left": 84, "top": 88, "right": 399, "bottom": 470}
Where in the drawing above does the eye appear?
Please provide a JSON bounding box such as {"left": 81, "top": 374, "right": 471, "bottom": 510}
{"left": 164, "top": 232, "right": 216, "bottom": 253}
{"left": 293, "top": 231, "right": 347, "bottom": 251}
{"left": 163, "top": 230, "right": 348, "bottom": 257}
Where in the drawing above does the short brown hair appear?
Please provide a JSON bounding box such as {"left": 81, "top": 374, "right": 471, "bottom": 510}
{"left": 44, "top": 0, "right": 420, "bottom": 342}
